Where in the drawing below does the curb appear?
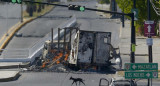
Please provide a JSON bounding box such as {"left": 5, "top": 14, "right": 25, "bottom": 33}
{"left": 0, "top": 62, "right": 30, "bottom": 69}
{"left": 0, "top": 71, "right": 20, "bottom": 82}
{"left": 0, "top": 5, "right": 56, "bottom": 50}
{"left": 0, "top": 18, "right": 35, "bottom": 50}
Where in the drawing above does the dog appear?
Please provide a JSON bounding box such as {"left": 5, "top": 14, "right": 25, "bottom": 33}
{"left": 69, "top": 76, "right": 85, "bottom": 86}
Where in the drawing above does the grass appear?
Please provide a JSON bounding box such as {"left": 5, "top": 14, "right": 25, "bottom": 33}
{"left": 23, "top": 3, "right": 56, "bottom": 18}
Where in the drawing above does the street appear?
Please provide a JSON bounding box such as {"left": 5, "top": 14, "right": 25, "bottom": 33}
{"left": 0, "top": 72, "right": 113, "bottom": 86}
{"left": 0, "top": 3, "right": 23, "bottom": 41}
{"left": 0, "top": 0, "right": 160, "bottom": 86}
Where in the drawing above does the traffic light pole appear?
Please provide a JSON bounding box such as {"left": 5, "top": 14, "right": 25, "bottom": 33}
{"left": 21, "top": 2, "right": 23, "bottom": 22}
{"left": 131, "top": 0, "right": 136, "bottom": 85}
{"left": 134, "top": 0, "right": 136, "bottom": 8}
{"left": 147, "top": 0, "right": 152, "bottom": 86}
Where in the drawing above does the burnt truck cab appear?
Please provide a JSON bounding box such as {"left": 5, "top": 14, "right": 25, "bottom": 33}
{"left": 68, "top": 30, "right": 122, "bottom": 70}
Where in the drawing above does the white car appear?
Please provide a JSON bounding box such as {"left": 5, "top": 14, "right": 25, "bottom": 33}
{"left": 99, "top": 78, "right": 137, "bottom": 86}
{"left": 109, "top": 78, "right": 136, "bottom": 86}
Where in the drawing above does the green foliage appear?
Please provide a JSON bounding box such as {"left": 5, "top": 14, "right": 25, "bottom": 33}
{"left": 98, "top": 0, "right": 110, "bottom": 4}
{"left": 25, "top": 0, "right": 56, "bottom": 17}
{"left": 25, "top": 0, "right": 45, "bottom": 16}
{"left": 116, "top": 0, "right": 160, "bottom": 36}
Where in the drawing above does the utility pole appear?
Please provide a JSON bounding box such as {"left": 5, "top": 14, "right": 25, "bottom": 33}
{"left": 113, "top": 0, "right": 116, "bottom": 17}
{"left": 21, "top": 2, "right": 23, "bottom": 22}
{"left": 51, "top": 28, "right": 53, "bottom": 49}
{"left": 131, "top": 0, "right": 136, "bottom": 63}
{"left": 147, "top": 0, "right": 152, "bottom": 85}
{"left": 134, "top": 0, "right": 136, "bottom": 8}
{"left": 122, "top": 5, "right": 124, "bottom": 28}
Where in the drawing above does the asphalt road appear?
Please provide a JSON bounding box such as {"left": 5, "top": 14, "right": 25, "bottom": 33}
{"left": 0, "top": 72, "right": 113, "bottom": 86}
{"left": 0, "top": 72, "right": 159, "bottom": 86}
{"left": 0, "top": 3, "right": 23, "bottom": 39}
{"left": 3, "top": 0, "right": 121, "bottom": 58}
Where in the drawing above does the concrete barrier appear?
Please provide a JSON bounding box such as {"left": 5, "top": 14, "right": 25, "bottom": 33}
{"left": 0, "top": 62, "right": 30, "bottom": 69}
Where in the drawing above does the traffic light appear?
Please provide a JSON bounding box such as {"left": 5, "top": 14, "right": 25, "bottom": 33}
{"left": 68, "top": 4, "right": 85, "bottom": 12}
{"left": 0, "top": 0, "right": 22, "bottom": 4}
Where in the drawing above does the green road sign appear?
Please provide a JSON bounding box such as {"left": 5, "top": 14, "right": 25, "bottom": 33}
{"left": 125, "top": 63, "right": 158, "bottom": 71}
{"left": 131, "top": 9, "right": 138, "bottom": 20}
{"left": 125, "top": 71, "right": 158, "bottom": 79}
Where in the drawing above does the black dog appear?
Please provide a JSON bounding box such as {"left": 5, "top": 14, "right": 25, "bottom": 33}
{"left": 70, "top": 76, "right": 85, "bottom": 86}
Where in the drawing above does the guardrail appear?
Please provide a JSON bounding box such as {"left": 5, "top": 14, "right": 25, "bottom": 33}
{"left": 0, "top": 15, "right": 77, "bottom": 63}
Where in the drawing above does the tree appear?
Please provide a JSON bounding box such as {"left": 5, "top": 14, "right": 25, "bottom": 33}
{"left": 116, "top": 0, "right": 160, "bottom": 36}
{"left": 25, "top": 0, "right": 45, "bottom": 16}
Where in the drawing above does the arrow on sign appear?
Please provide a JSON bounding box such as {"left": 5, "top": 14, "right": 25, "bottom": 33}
{"left": 132, "top": 65, "right": 137, "bottom": 69}
{"left": 147, "top": 25, "right": 151, "bottom": 32}
{"left": 146, "top": 73, "right": 150, "bottom": 77}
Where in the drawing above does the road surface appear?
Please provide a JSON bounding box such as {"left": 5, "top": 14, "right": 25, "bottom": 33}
{"left": 0, "top": 3, "right": 23, "bottom": 40}
{"left": 3, "top": 0, "right": 121, "bottom": 58}
{"left": 0, "top": 72, "right": 113, "bottom": 86}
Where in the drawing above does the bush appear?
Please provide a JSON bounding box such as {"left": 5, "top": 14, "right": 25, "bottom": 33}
{"left": 98, "top": 0, "right": 110, "bottom": 4}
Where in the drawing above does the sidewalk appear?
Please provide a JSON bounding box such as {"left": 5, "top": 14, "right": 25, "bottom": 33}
{"left": 96, "top": 3, "right": 111, "bottom": 18}
{"left": 0, "top": 71, "right": 20, "bottom": 82}
{"left": 120, "top": 20, "right": 160, "bottom": 69}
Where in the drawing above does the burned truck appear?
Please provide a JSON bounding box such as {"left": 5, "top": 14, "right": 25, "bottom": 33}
{"left": 38, "top": 28, "right": 122, "bottom": 71}
{"left": 68, "top": 30, "right": 122, "bottom": 69}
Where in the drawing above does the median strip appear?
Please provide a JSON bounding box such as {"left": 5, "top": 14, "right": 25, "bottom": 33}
{"left": 0, "top": 4, "right": 56, "bottom": 51}
{"left": 0, "top": 18, "right": 35, "bottom": 50}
